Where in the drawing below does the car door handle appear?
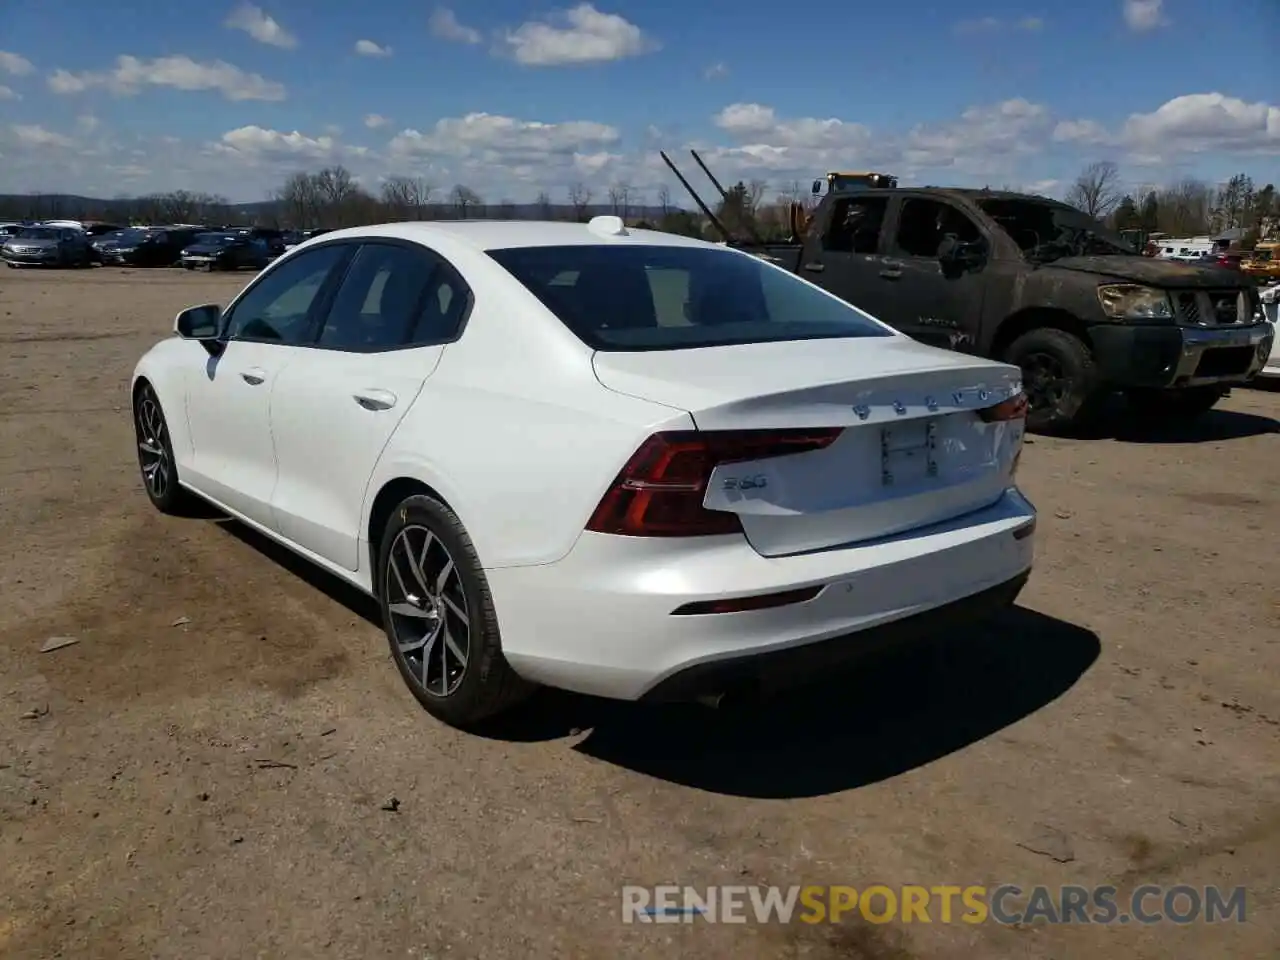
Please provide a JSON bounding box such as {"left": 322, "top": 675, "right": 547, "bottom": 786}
{"left": 240, "top": 368, "right": 267, "bottom": 385}
{"left": 353, "top": 389, "right": 397, "bottom": 411}
{"left": 803, "top": 262, "right": 825, "bottom": 273}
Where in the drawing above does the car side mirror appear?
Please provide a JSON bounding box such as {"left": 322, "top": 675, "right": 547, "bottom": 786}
{"left": 174, "top": 304, "right": 223, "bottom": 355}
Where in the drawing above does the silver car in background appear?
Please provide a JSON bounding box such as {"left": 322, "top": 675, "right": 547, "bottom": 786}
{"left": 2, "top": 226, "right": 93, "bottom": 268}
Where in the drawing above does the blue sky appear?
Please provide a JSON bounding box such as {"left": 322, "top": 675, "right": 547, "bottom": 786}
{"left": 0, "top": 0, "right": 1276, "bottom": 203}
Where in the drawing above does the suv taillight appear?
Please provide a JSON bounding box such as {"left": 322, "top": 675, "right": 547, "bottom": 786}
{"left": 585, "top": 428, "right": 843, "bottom": 537}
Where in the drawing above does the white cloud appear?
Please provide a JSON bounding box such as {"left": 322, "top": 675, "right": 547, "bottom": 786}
{"left": 389, "top": 112, "right": 620, "bottom": 160}
{"left": 499, "top": 4, "right": 657, "bottom": 66}
{"left": 354, "top": 39, "right": 392, "bottom": 57}
{"left": 954, "top": 16, "right": 1044, "bottom": 35}
{"left": 703, "top": 62, "right": 729, "bottom": 80}
{"left": 1, "top": 91, "right": 1275, "bottom": 206}
{"left": 224, "top": 3, "right": 299, "bottom": 49}
{"left": 12, "top": 124, "right": 75, "bottom": 149}
{"left": 1123, "top": 0, "right": 1165, "bottom": 31}
{"left": 1055, "top": 93, "right": 1280, "bottom": 158}
{"left": 76, "top": 114, "right": 100, "bottom": 133}
{"left": 0, "top": 85, "right": 19, "bottom": 101}
{"left": 46, "top": 55, "right": 287, "bottom": 101}
{"left": 429, "top": 7, "right": 482, "bottom": 44}
{"left": 0, "top": 51, "right": 35, "bottom": 76}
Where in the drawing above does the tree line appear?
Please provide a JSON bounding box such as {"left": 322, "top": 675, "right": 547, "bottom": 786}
{"left": 1, "top": 162, "right": 1274, "bottom": 247}
{"left": 1064, "top": 161, "right": 1276, "bottom": 245}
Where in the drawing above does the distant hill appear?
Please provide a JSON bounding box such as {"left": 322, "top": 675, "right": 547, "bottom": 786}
{"left": 0, "top": 193, "right": 677, "bottom": 225}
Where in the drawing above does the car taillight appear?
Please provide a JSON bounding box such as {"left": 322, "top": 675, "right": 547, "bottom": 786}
{"left": 978, "top": 391, "right": 1028, "bottom": 423}
{"left": 585, "top": 428, "right": 843, "bottom": 537}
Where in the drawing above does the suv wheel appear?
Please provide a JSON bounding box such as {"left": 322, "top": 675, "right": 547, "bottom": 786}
{"left": 1004, "top": 327, "right": 1104, "bottom": 432}
{"left": 1126, "top": 385, "right": 1225, "bottom": 420}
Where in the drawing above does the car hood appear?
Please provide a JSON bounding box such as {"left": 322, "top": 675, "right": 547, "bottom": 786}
{"left": 1042, "top": 255, "right": 1249, "bottom": 289}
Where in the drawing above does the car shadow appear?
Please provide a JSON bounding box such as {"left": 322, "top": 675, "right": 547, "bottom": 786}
{"left": 1039, "top": 395, "right": 1279, "bottom": 444}
{"left": 213, "top": 517, "right": 382, "bottom": 626}
{"left": 203, "top": 515, "right": 1098, "bottom": 799}
{"left": 475, "top": 606, "right": 1100, "bottom": 798}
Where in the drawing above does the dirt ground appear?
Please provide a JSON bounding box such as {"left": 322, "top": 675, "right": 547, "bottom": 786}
{"left": 1, "top": 265, "right": 1277, "bottom": 960}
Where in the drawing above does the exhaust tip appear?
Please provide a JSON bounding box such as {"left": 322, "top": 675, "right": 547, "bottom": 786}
{"left": 694, "top": 679, "right": 764, "bottom": 711}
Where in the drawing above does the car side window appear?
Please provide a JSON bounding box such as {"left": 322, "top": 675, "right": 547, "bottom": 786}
{"left": 822, "top": 197, "right": 889, "bottom": 255}
{"left": 225, "top": 244, "right": 349, "bottom": 344}
{"left": 408, "top": 260, "right": 471, "bottom": 345}
{"left": 894, "top": 199, "right": 982, "bottom": 258}
{"left": 317, "top": 243, "right": 441, "bottom": 351}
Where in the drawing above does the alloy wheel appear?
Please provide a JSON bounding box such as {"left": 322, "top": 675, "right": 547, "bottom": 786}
{"left": 385, "top": 525, "right": 471, "bottom": 697}
{"left": 135, "top": 388, "right": 171, "bottom": 501}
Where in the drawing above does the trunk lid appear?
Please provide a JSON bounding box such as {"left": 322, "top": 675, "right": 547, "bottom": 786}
{"left": 593, "top": 337, "right": 1025, "bottom": 557}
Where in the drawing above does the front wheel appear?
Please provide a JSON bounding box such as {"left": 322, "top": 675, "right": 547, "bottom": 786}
{"left": 133, "top": 383, "right": 195, "bottom": 514}
{"left": 1003, "top": 327, "right": 1104, "bottom": 433}
{"left": 1126, "top": 385, "right": 1225, "bottom": 420}
{"left": 378, "top": 494, "right": 533, "bottom": 728}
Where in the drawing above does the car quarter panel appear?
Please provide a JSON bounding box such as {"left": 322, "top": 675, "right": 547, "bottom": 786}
{"left": 358, "top": 242, "right": 696, "bottom": 572}
{"left": 132, "top": 337, "right": 206, "bottom": 469}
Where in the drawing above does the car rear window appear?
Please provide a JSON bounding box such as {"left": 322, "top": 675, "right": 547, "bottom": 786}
{"left": 486, "top": 244, "right": 892, "bottom": 351}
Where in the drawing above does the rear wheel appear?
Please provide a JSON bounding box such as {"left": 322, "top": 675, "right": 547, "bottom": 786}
{"left": 1004, "top": 327, "right": 1104, "bottom": 433}
{"left": 133, "top": 382, "right": 195, "bottom": 514}
{"left": 1126, "top": 385, "right": 1225, "bottom": 420}
{"left": 378, "top": 494, "right": 532, "bottom": 728}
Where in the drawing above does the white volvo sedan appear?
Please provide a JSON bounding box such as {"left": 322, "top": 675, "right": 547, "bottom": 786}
{"left": 131, "top": 216, "right": 1036, "bottom": 728}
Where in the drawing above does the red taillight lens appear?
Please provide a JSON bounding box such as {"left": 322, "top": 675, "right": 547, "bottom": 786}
{"left": 978, "top": 391, "right": 1028, "bottom": 423}
{"left": 586, "top": 428, "right": 843, "bottom": 537}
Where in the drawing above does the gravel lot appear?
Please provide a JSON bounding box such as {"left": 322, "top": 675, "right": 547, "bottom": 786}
{"left": 1, "top": 266, "right": 1277, "bottom": 960}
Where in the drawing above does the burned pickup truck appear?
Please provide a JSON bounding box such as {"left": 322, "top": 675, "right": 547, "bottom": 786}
{"left": 663, "top": 153, "right": 1274, "bottom": 432}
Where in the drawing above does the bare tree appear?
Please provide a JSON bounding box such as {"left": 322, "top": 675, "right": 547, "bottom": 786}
{"left": 567, "top": 181, "right": 592, "bottom": 221}
{"left": 610, "top": 181, "right": 633, "bottom": 219}
{"left": 381, "top": 176, "right": 434, "bottom": 220}
{"left": 746, "top": 179, "right": 768, "bottom": 216}
{"left": 1156, "top": 178, "right": 1214, "bottom": 236}
{"left": 451, "top": 184, "right": 482, "bottom": 219}
{"left": 656, "top": 184, "right": 672, "bottom": 216}
{"left": 1066, "top": 161, "right": 1123, "bottom": 220}
{"left": 536, "top": 190, "right": 554, "bottom": 220}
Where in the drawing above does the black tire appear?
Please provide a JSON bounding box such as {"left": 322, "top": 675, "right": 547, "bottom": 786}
{"left": 1003, "top": 327, "right": 1104, "bottom": 433}
{"left": 1127, "top": 385, "right": 1225, "bottom": 420}
{"left": 377, "top": 494, "right": 533, "bottom": 728}
{"left": 133, "top": 382, "right": 195, "bottom": 515}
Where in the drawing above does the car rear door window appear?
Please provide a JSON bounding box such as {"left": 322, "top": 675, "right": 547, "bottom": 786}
{"left": 225, "top": 244, "right": 350, "bottom": 344}
{"left": 822, "top": 196, "right": 889, "bottom": 254}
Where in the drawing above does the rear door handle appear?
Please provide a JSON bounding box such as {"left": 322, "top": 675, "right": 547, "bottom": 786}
{"left": 240, "top": 368, "right": 266, "bottom": 385}
{"left": 353, "top": 389, "right": 397, "bottom": 411}
{"left": 803, "top": 262, "right": 825, "bottom": 273}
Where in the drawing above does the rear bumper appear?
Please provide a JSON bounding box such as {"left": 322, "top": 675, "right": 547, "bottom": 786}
{"left": 486, "top": 488, "right": 1036, "bottom": 701}
{"left": 1090, "top": 321, "right": 1273, "bottom": 388}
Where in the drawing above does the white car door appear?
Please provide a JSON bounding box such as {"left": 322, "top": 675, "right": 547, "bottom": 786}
{"left": 182, "top": 243, "right": 352, "bottom": 529}
{"left": 269, "top": 240, "right": 470, "bottom": 572}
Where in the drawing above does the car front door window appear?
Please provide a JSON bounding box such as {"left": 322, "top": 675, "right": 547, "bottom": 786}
{"left": 225, "top": 245, "right": 350, "bottom": 344}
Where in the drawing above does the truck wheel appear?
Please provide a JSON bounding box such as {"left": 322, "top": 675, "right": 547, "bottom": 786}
{"left": 1004, "top": 327, "right": 1103, "bottom": 433}
{"left": 1126, "top": 386, "right": 1225, "bottom": 420}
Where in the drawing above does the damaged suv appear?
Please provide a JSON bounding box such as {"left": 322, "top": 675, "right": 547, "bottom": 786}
{"left": 665, "top": 156, "right": 1274, "bottom": 432}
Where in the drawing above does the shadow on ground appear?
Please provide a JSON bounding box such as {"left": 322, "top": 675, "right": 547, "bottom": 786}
{"left": 483, "top": 606, "right": 1100, "bottom": 798}
{"left": 1040, "top": 392, "right": 1278, "bottom": 445}
{"left": 212, "top": 517, "right": 1100, "bottom": 799}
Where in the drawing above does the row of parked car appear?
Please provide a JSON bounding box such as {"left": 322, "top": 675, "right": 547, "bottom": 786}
{"left": 0, "top": 219, "right": 331, "bottom": 271}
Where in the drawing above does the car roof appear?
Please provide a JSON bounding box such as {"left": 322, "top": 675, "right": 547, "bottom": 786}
{"left": 312, "top": 219, "right": 716, "bottom": 252}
